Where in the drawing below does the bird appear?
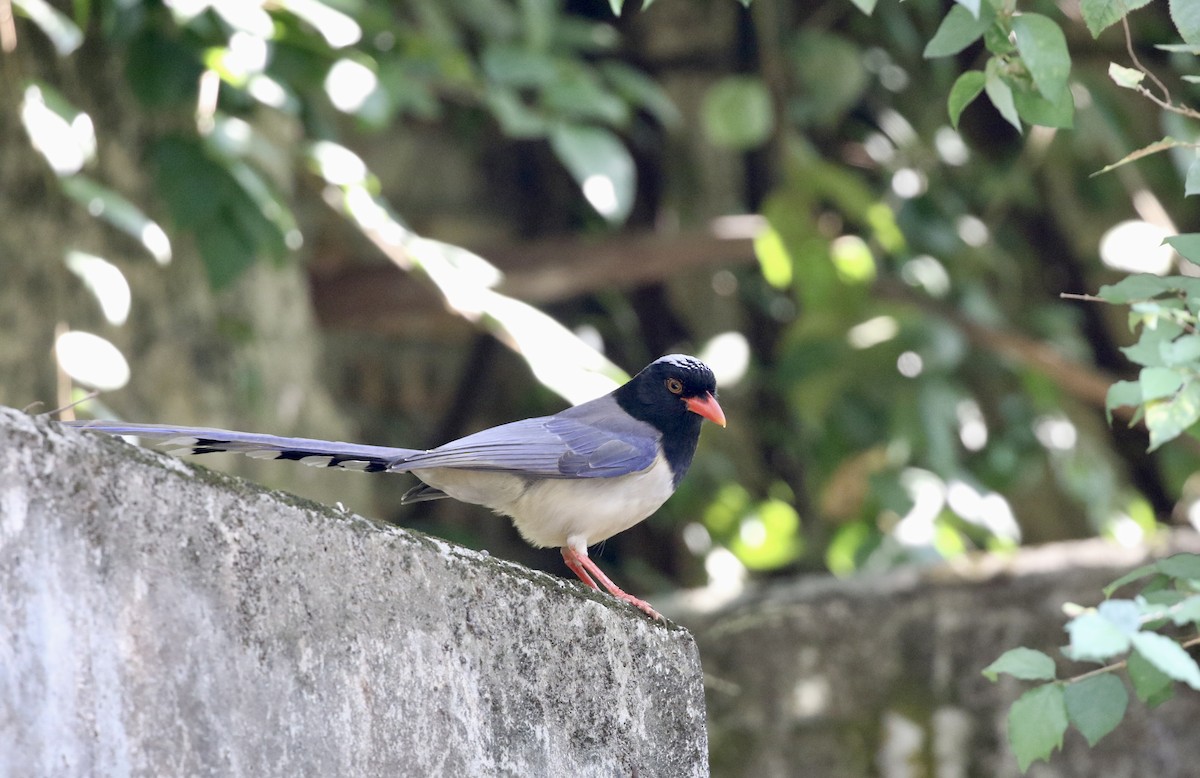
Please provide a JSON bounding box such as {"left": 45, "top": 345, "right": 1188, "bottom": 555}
{"left": 66, "top": 354, "right": 726, "bottom": 620}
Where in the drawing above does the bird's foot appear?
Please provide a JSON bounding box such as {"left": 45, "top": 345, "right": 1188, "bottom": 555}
{"left": 608, "top": 590, "right": 663, "bottom": 620}
{"left": 561, "top": 546, "right": 663, "bottom": 620}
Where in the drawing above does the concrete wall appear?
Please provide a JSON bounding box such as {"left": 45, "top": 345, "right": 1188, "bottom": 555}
{"left": 679, "top": 536, "right": 1200, "bottom": 777}
{"left": 0, "top": 408, "right": 708, "bottom": 777}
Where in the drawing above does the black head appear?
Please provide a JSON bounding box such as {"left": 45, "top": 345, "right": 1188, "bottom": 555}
{"left": 613, "top": 354, "right": 725, "bottom": 484}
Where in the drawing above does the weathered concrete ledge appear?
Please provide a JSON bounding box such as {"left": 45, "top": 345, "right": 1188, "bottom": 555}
{"left": 679, "top": 533, "right": 1200, "bottom": 777}
{"left": 0, "top": 407, "right": 707, "bottom": 777}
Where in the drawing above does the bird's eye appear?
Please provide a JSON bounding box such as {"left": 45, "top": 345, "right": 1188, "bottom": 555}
{"left": 665, "top": 377, "right": 684, "bottom": 394}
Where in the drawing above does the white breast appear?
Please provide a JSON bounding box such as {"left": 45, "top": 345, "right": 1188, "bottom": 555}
{"left": 413, "top": 453, "right": 677, "bottom": 551}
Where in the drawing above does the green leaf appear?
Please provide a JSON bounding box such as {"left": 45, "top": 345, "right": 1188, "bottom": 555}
{"left": 1105, "top": 380, "right": 1142, "bottom": 424}
{"left": 599, "top": 62, "right": 682, "bottom": 128}
{"left": 847, "top": 0, "right": 877, "bottom": 13}
{"left": 924, "top": 5, "right": 992, "bottom": 59}
{"left": 548, "top": 123, "right": 635, "bottom": 224}
{"left": 1168, "top": 594, "right": 1200, "bottom": 625}
{"left": 702, "top": 76, "right": 775, "bottom": 150}
{"left": 194, "top": 219, "right": 256, "bottom": 289}
{"left": 1105, "top": 562, "right": 1159, "bottom": 596}
{"left": 1063, "top": 611, "right": 1131, "bottom": 662}
{"left": 948, "top": 70, "right": 986, "bottom": 129}
{"left": 788, "top": 31, "right": 869, "bottom": 128}
{"left": 486, "top": 89, "right": 549, "bottom": 139}
{"left": 1079, "top": 0, "right": 1153, "bottom": 37}
{"left": 481, "top": 45, "right": 559, "bottom": 88}
{"left": 1122, "top": 338, "right": 1167, "bottom": 368}
{"left": 1140, "top": 366, "right": 1185, "bottom": 401}
{"left": 1097, "top": 599, "right": 1142, "bottom": 634}
{"left": 607, "top": 0, "right": 622, "bottom": 15}
{"left": 1109, "top": 63, "right": 1147, "bottom": 89}
{"left": 754, "top": 226, "right": 794, "bottom": 290}
{"left": 1145, "top": 381, "right": 1200, "bottom": 450}
{"left": 1187, "top": 159, "right": 1200, "bottom": 197}
{"left": 153, "top": 135, "right": 285, "bottom": 288}
{"left": 1012, "top": 80, "right": 1074, "bottom": 129}
{"left": 1157, "top": 553, "right": 1200, "bottom": 580}
{"left": 1064, "top": 674, "right": 1128, "bottom": 746}
{"left": 60, "top": 176, "right": 172, "bottom": 264}
{"left": 1166, "top": 234, "right": 1200, "bottom": 264}
{"left": 125, "top": 29, "right": 203, "bottom": 108}
{"left": 542, "top": 69, "right": 630, "bottom": 126}
{"left": 1012, "top": 14, "right": 1071, "bottom": 100}
{"left": 1092, "top": 137, "right": 1188, "bottom": 177}
{"left": 982, "top": 648, "right": 1058, "bottom": 682}
{"left": 1098, "top": 273, "right": 1173, "bottom": 303}
{"left": 1130, "top": 631, "right": 1200, "bottom": 689}
{"left": 1171, "top": 0, "right": 1200, "bottom": 45}
{"left": 984, "top": 62, "right": 1022, "bottom": 132}
{"left": 984, "top": 23, "right": 1016, "bottom": 56}
{"left": 955, "top": 0, "right": 981, "bottom": 17}
{"left": 1160, "top": 334, "right": 1200, "bottom": 366}
{"left": 1007, "top": 684, "right": 1068, "bottom": 772}
{"left": 1128, "top": 648, "right": 1176, "bottom": 705}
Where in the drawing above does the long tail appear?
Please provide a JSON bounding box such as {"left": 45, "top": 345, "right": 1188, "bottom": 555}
{"left": 65, "top": 420, "right": 420, "bottom": 473}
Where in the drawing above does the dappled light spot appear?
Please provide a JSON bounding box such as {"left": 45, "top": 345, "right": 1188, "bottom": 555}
{"left": 878, "top": 63, "right": 909, "bottom": 92}
{"left": 140, "top": 223, "right": 173, "bottom": 265}
{"left": 703, "top": 547, "right": 747, "bottom": 599}
{"left": 1100, "top": 220, "right": 1173, "bottom": 275}
{"left": 65, "top": 252, "right": 130, "bottom": 326}
{"left": 1106, "top": 513, "right": 1145, "bottom": 547}
{"left": 326, "top": 58, "right": 380, "bottom": 114}
{"left": 830, "top": 234, "right": 875, "bottom": 283}
{"left": 699, "top": 332, "right": 750, "bottom": 388}
{"left": 956, "top": 215, "right": 989, "bottom": 247}
{"left": 282, "top": 0, "right": 362, "bottom": 48}
{"left": 310, "top": 141, "right": 368, "bottom": 186}
{"left": 1186, "top": 500, "right": 1200, "bottom": 534}
{"left": 790, "top": 675, "right": 832, "bottom": 718}
{"left": 934, "top": 126, "right": 969, "bottom": 166}
{"left": 897, "top": 351, "right": 923, "bottom": 377}
{"left": 226, "top": 31, "right": 268, "bottom": 76}
{"left": 582, "top": 174, "right": 619, "bottom": 219}
{"left": 203, "top": 0, "right": 273, "bottom": 38}
{"left": 710, "top": 213, "right": 766, "bottom": 240}
{"left": 864, "top": 132, "right": 896, "bottom": 164}
{"left": 956, "top": 399, "right": 988, "bottom": 451}
{"left": 946, "top": 480, "right": 1022, "bottom": 544}
{"left": 891, "top": 168, "right": 925, "bottom": 199}
{"left": 901, "top": 255, "right": 950, "bottom": 297}
{"left": 1034, "top": 414, "right": 1077, "bottom": 451}
{"left": 55, "top": 331, "right": 130, "bottom": 391}
{"left": 711, "top": 270, "right": 738, "bottom": 296}
{"left": 894, "top": 468, "right": 944, "bottom": 547}
{"left": 20, "top": 85, "right": 94, "bottom": 176}
{"left": 682, "top": 522, "right": 711, "bottom": 555}
{"left": 847, "top": 315, "right": 898, "bottom": 350}
{"left": 247, "top": 75, "right": 290, "bottom": 108}
{"left": 572, "top": 324, "right": 605, "bottom": 354}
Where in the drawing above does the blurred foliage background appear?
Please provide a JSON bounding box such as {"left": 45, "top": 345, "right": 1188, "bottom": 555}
{"left": 5, "top": 0, "right": 1200, "bottom": 602}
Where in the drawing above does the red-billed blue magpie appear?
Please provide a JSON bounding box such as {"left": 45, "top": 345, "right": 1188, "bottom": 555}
{"left": 67, "top": 354, "right": 726, "bottom": 619}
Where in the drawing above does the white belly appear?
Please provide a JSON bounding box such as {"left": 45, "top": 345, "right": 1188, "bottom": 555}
{"left": 412, "top": 452, "right": 676, "bottom": 550}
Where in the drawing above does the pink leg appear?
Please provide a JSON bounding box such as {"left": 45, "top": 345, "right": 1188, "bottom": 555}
{"left": 561, "top": 547, "right": 662, "bottom": 620}
{"left": 561, "top": 547, "right": 599, "bottom": 589}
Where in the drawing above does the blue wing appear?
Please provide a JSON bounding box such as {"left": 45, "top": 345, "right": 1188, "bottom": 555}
{"left": 65, "top": 420, "right": 417, "bottom": 473}
{"left": 389, "top": 396, "right": 659, "bottom": 479}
